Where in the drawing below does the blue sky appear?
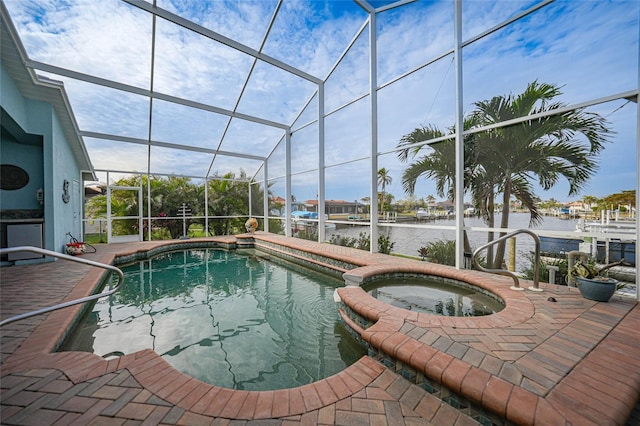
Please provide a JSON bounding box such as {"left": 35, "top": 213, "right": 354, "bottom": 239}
{"left": 4, "top": 0, "right": 639, "bottom": 205}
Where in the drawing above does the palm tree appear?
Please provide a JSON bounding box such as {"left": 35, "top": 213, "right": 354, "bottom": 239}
{"left": 398, "top": 81, "right": 611, "bottom": 269}
{"left": 377, "top": 168, "right": 392, "bottom": 213}
{"left": 470, "top": 81, "right": 610, "bottom": 267}
{"left": 208, "top": 171, "right": 255, "bottom": 236}
{"left": 397, "top": 122, "right": 479, "bottom": 255}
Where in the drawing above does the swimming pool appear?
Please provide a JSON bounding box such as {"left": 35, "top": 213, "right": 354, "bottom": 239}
{"left": 61, "top": 248, "right": 366, "bottom": 391}
{"left": 363, "top": 276, "right": 505, "bottom": 316}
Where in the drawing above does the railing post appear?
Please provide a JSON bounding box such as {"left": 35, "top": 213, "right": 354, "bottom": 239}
{"left": 472, "top": 229, "right": 543, "bottom": 292}
{"left": 508, "top": 237, "right": 516, "bottom": 271}
{"left": 547, "top": 265, "right": 559, "bottom": 285}
{"left": 529, "top": 230, "right": 543, "bottom": 292}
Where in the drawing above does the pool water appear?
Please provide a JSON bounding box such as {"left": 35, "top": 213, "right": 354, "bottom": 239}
{"left": 364, "top": 277, "right": 504, "bottom": 316}
{"left": 61, "top": 249, "right": 366, "bottom": 391}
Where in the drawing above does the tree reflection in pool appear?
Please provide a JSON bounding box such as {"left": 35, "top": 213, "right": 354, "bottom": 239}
{"left": 60, "top": 248, "right": 366, "bottom": 391}
{"left": 363, "top": 277, "right": 505, "bottom": 316}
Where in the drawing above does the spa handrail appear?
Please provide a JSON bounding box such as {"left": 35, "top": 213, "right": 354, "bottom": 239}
{"left": 0, "top": 246, "right": 124, "bottom": 326}
{"left": 471, "top": 229, "right": 542, "bottom": 292}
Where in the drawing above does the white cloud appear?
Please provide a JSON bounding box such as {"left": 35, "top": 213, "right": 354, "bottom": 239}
{"left": 262, "top": 0, "right": 369, "bottom": 78}
{"left": 34, "top": 74, "right": 151, "bottom": 140}
{"left": 324, "top": 97, "right": 370, "bottom": 165}
{"left": 324, "top": 30, "right": 371, "bottom": 112}
{"left": 221, "top": 118, "right": 286, "bottom": 161}
{"left": 152, "top": 17, "right": 254, "bottom": 110}
{"left": 236, "top": 61, "right": 318, "bottom": 124}
{"left": 150, "top": 100, "right": 228, "bottom": 149}
{"left": 291, "top": 125, "right": 319, "bottom": 173}
{"left": 159, "top": 0, "right": 276, "bottom": 51}
{"left": 149, "top": 145, "right": 215, "bottom": 177}
{"left": 376, "top": 1, "right": 454, "bottom": 84}
{"left": 4, "top": 0, "right": 637, "bottom": 205}
{"left": 9, "top": 0, "right": 153, "bottom": 87}
{"left": 84, "top": 137, "right": 149, "bottom": 173}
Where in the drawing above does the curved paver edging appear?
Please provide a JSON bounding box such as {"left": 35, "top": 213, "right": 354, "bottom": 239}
{"left": 340, "top": 262, "right": 535, "bottom": 328}
{"left": 334, "top": 273, "right": 640, "bottom": 425}
{"left": 335, "top": 285, "right": 569, "bottom": 424}
{"left": 1, "top": 348, "right": 386, "bottom": 420}
{"left": 331, "top": 257, "right": 565, "bottom": 424}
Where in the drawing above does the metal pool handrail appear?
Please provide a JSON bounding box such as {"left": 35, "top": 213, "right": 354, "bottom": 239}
{"left": 0, "top": 246, "right": 124, "bottom": 327}
{"left": 471, "top": 229, "right": 542, "bottom": 292}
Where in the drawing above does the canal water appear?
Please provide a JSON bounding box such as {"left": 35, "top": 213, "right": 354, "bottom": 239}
{"left": 331, "top": 213, "right": 583, "bottom": 273}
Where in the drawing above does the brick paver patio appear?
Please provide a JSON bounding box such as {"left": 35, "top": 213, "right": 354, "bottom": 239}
{"left": 1, "top": 234, "right": 639, "bottom": 425}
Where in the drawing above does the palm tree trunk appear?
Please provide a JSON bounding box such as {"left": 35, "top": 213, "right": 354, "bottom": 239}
{"left": 493, "top": 182, "right": 511, "bottom": 269}
{"left": 463, "top": 227, "right": 472, "bottom": 265}
{"left": 486, "top": 193, "right": 495, "bottom": 266}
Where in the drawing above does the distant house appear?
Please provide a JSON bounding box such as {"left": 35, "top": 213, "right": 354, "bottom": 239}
{"left": 304, "top": 199, "right": 358, "bottom": 215}
{"left": 436, "top": 201, "right": 455, "bottom": 212}
{"left": 269, "top": 199, "right": 365, "bottom": 217}
{"left": 270, "top": 196, "right": 286, "bottom": 205}
{"left": 268, "top": 196, "right": 286, "bottom": 216}
{"left": 84, "top": 184, "right": 105, "bottom": 199}
{"left": 566, "top": 201, "right": 584, "bottom": 214}
{"left": 1, "top": 9, "right": 94, "bottom": 264}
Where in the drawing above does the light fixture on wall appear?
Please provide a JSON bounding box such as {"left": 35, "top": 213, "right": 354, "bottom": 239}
{"left": 36, "top": 187, "right": 44, "bottom": 205}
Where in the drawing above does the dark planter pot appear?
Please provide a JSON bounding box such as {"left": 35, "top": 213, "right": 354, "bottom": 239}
{"left": 576, "top": 276, "right": 618, "bottom": 302}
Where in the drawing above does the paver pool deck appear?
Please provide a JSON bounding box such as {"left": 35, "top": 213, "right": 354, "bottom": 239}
{"left": 1, "top": 233, "right": 639, "bottom": 425}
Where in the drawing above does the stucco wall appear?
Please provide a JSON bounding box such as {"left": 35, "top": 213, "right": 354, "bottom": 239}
{"left": 1, "top": 62, "right": 83, "bottom": 256}
{"left": 0, "top": 137, "right": 44, "bottom": 210}
{"left": 0, "top": 66, "right": 27, "bottom": 123}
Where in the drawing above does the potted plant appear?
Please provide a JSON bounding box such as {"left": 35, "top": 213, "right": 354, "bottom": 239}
{"left": 569, "top": 258, "right": 625, "bottom": 302}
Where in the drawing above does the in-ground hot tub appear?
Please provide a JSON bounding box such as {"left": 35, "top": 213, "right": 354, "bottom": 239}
{"left": 363, "top": 275, "right": 505, "bottom": 316}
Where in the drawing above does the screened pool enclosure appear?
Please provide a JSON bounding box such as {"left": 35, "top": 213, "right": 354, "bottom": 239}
{"left": 4, "top": 0, "right": 639, "bottom": 292}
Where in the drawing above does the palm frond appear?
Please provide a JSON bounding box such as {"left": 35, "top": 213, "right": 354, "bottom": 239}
{"left": 397, "top": 125, "right": 447, "bottom": 162}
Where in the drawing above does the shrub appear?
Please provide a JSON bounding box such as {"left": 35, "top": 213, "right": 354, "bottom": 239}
{"left": 378, "top": 235, "right": 395, "bottom": 254}
{"left": 329, "top": 232, "right": 368, "bottom": 250}
{"left": 417, "top": 246, "right": 429, "bottom": 260}
{"left": 422, "top": 240, "right": 456, "bottom": 266}
{"left": 521, "top": 253, "right": 568, "bottom": 285}
{"left": 329, "top": 232, "right": 393, "bottom": 254}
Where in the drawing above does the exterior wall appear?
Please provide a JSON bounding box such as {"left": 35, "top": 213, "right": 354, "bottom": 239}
{"left": 0, "top": 66, "right": 27, "bottom": 122}
{"left": 50, "top": 106, "right": 83, "bottom": 250}
{"left": 0, "top": 67, "right": 41, "bottom": 211}
{"left": 27, "top": 101, "right": 82, "bottom": 253}
{"left": 1, "top": 62, "right": 83, "bottom": 258}
{"left": 0, "top": 138, "right": 44, "bottom": 210}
